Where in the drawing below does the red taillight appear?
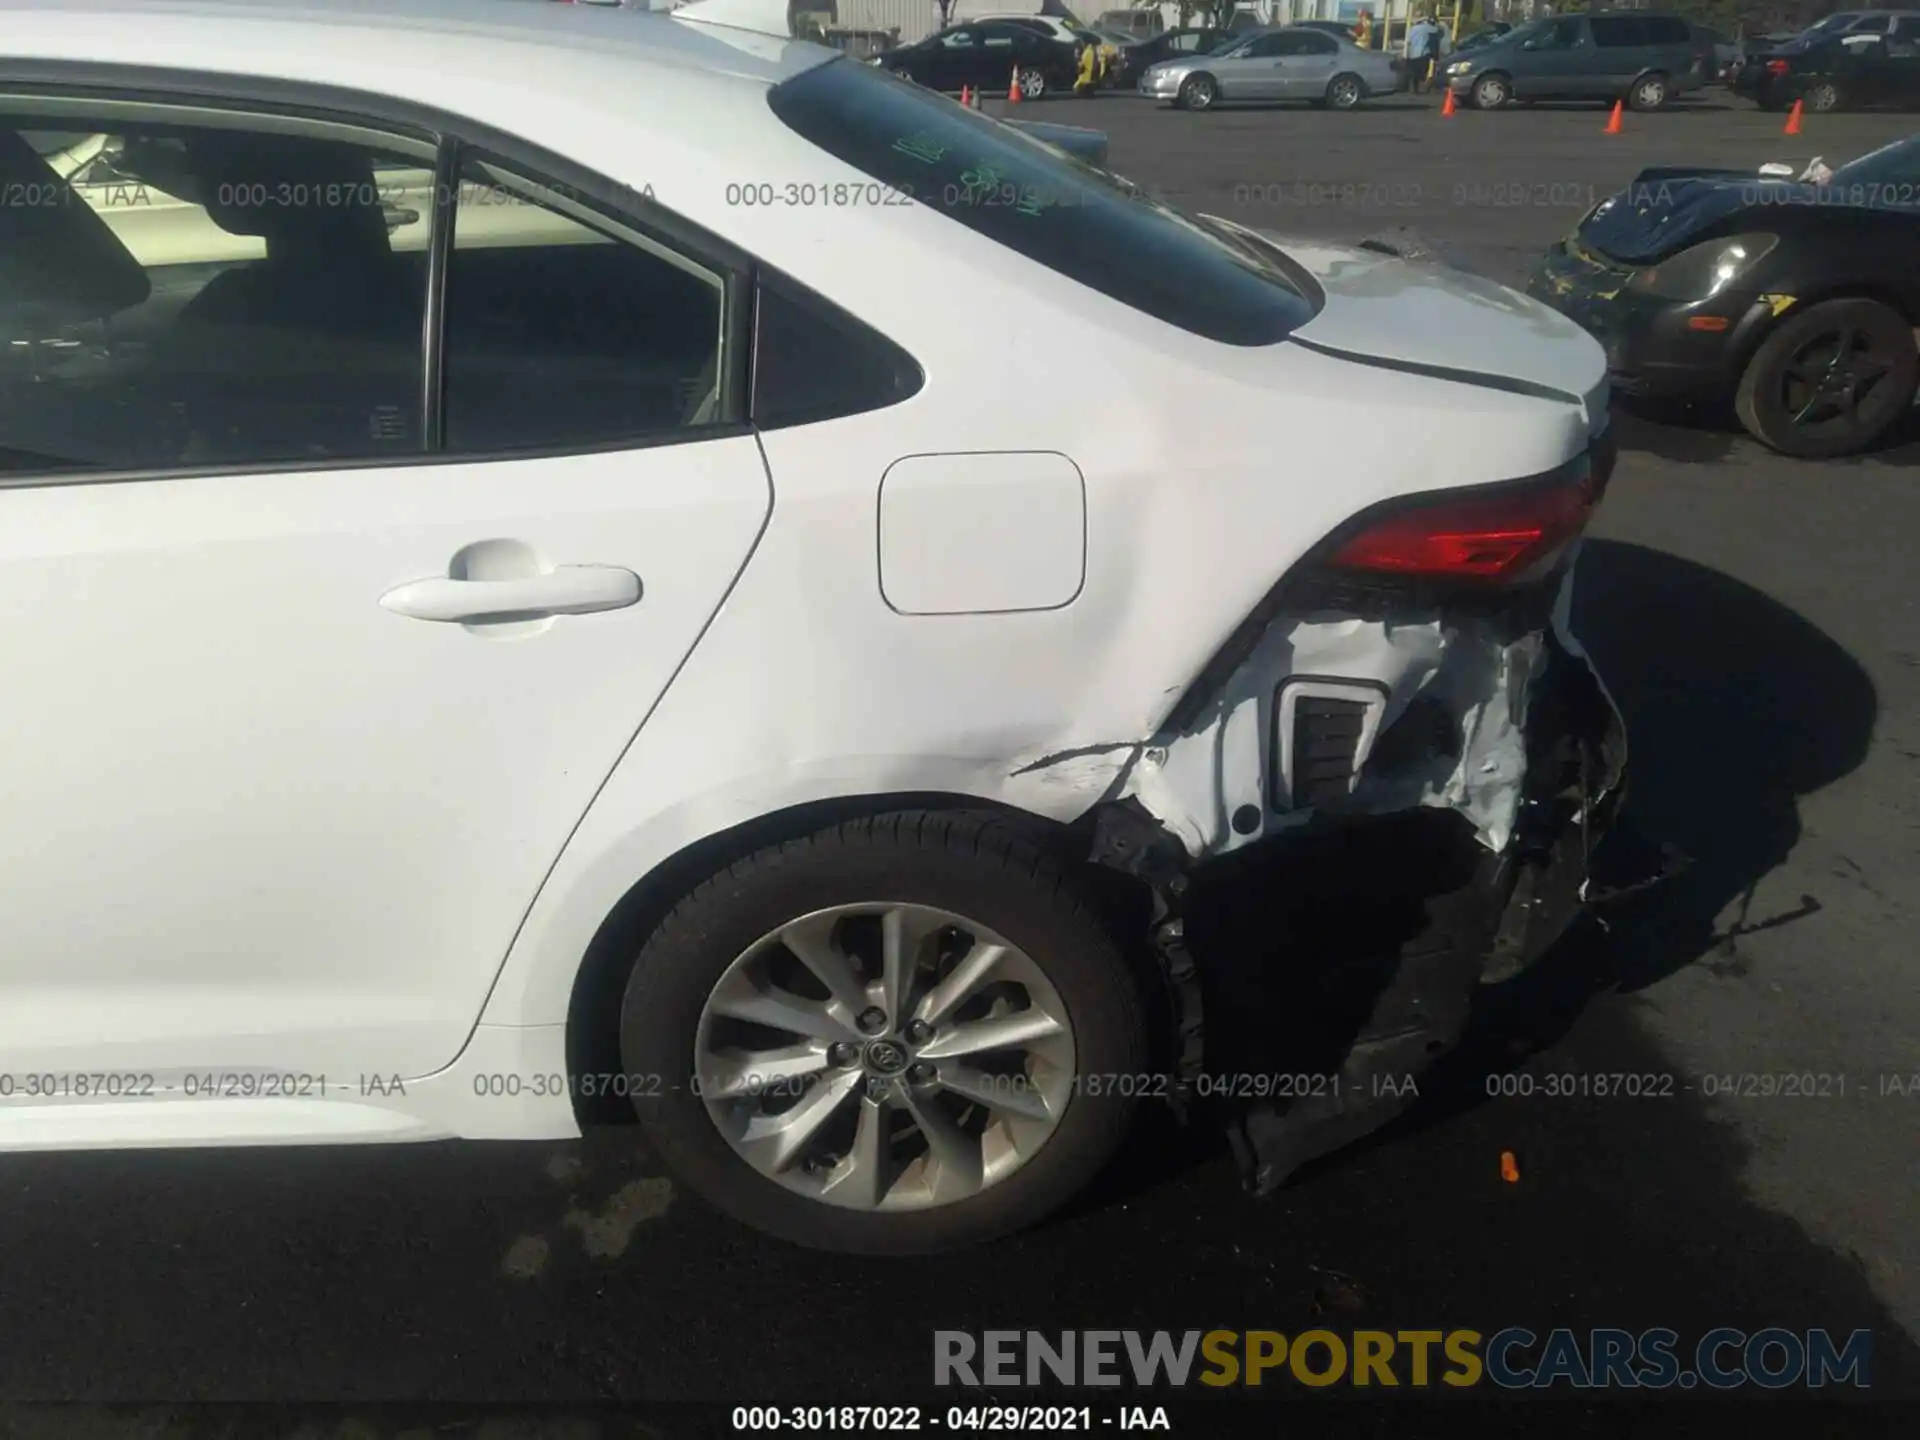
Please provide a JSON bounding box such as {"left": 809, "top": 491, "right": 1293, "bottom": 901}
{"left": 1766, "top": 58, "right": 1790, "bottom": 74}
{"left": 1328, "top": 475, "right": 1597, "bottom": 581}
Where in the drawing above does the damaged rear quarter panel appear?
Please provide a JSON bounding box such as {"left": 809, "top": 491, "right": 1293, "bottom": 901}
{"left": 1110, "top": 543, "right": 1626, "bottom": 863}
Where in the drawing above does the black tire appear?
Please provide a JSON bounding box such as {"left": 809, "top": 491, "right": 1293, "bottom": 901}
{"left": 1628, "top": 71, "right": 1670, "bottom": 111}
{"left": 1804, "top": 80, "right": 1841, "bottom": 112}
{"left": 1734, "top": 297, "right": 1919, "bottom": 459}
{"left": 1176, "top": 72, "right": 1219, "bottom": 111}
{"left": 1471, "top": 71, "right": 1510, "bottom": 109}
{"left": 619, "top": 810, "right": 1149, "bottom": 1255}
{"left": 1326, "top": 72, "right": 1365, "bottom": 110}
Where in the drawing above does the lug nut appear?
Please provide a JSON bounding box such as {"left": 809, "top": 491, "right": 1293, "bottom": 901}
{"left": 828, "top": 1041, "right": 858, "bottom": 1067}
{"left": 904, "top": 1019, "right": 932, "bottom": 1045}
{"left": 865, "top": 1075, "right": 892, "bottom": 1101}
{"left": 908, "top": 1063, "right": 937, "bottom": 1086}
{"left": 857, "top": 1007, "right": 888, "bottom": 1034}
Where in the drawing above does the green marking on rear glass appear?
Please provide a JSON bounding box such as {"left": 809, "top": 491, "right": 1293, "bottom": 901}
{"left": 893, "top": 132, "right": 951, "bottom": 163}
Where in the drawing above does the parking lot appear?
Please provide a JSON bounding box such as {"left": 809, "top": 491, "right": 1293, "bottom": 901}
{"left": 3, "top": 90, "right": 1918, "bottom": 1428}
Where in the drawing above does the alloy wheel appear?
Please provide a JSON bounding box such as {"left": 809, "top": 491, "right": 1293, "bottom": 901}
{"left": 1777, "top": 324, "right": 1903, "bottom": 441}
{"left": 1329, "top": 75, "right": 1362, "bottom": 109}
{"left": 693, "top": 902, "right": 1078, "bottom": 1213}
{"left": 1018, "top": 66, "right": 1048, "bottom": 100}
{"left": 1806, "top": 82, "right": 1840, "bottom": 112}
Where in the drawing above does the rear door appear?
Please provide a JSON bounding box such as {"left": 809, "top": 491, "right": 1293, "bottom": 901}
{"left": 0, "top": 90, "right": 771, "bottom": 1086}
{"left": 1587, "top": 15, "right": 1647, "bottom": 95}
{"left": 926, "top": 26, "right": 984, "bottom": 91}
{"left": 1219, "top": 32, "right": 1298, "bottom": 100}
{"left": 1517, "top": 16, "right": 1592, "bottom": 98}
{"left": 1282, "top": 31, "right": 1342, "bottom": 97}
{"left": 1871, "top": 20, "right": 1920, "bottom": 103}
{"left": 979, "top": 21, "right": 1042, "bottom": 88}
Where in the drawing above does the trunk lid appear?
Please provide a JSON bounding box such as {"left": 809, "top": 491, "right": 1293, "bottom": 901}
{"left": 1240, "top": 229, "right": 1609, "bottom": 432}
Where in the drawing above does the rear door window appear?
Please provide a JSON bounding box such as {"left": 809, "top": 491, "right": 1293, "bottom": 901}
{"left": 1590, "top": 17, "right": 1646, "bottom": 48}
{"left": 767, "top": 57, "right": 1316, "bottom": 345}
{"left": 0, "top": 99, "right": 431, "bottom": 476}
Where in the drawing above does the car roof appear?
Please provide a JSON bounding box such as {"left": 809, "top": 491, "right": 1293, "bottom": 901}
{"left": 0, "top": 0, "right": 836, "bottom": 95}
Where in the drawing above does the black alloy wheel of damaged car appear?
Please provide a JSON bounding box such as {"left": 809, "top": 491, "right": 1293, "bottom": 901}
{"left": 1734, "top": 297, "right": 1920, "bottom": 459}
{"left": 619, "top": 810, "right": 1150, "bottom": 1254}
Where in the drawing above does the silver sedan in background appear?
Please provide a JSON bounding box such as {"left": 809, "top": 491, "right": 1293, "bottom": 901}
{"left": 1139, "top": 25, "right": 1399, "bottom": 110}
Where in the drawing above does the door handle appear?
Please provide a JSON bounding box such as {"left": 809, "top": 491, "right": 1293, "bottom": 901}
{"left": 379, "top": 565, "right": 641, "bottom": 623}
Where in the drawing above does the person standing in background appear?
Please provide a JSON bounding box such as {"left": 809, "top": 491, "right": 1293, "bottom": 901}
{"left": 1352, "top": 7, "right": 1374, "bottom": 50}
{"left": 1405, "top": 10, "right": 1441, "bottom": 93}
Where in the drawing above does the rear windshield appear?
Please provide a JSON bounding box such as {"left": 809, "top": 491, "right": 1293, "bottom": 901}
{"left": 766, "top": 57, "right": 1317, "bottom": 345}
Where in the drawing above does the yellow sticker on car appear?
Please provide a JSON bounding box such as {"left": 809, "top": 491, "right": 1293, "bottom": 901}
{"left": 1760, "top": 294, "right": 1797, "bottom": 317}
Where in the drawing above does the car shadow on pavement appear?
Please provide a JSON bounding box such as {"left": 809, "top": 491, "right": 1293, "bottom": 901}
{"left": 1565, "top": 539, "right": 1877, "bottom": 991}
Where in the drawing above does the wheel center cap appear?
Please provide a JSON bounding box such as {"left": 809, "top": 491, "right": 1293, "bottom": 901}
{"left": 863, "top": 1040, "right": 909, "bottom": 1076}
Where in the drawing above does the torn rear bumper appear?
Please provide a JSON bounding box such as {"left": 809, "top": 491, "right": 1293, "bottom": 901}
{"left": 1086, "top": 528, "right": 1631, "bottom": 1193}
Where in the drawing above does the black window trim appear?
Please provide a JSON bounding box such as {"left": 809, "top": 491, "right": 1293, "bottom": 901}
{"left": 0, "top": 60, "right": 765, "bottom": 492}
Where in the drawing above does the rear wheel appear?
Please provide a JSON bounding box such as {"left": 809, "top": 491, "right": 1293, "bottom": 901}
{"left": 1472, "top": 72, "right": 1510, "bottom": 108}
{"left": 1804, "top": 80, "right": 1841, "bottom": 112}
{"left": 620, "top": 811, "right": 1149, "bottom": 1254}
{"left": 1629, "top": 71, "right": 1670, "bottom": 110}
{"left": 1326, "top": 72, "right": 1365, "bottom": 110}
{"left": 1176, "top": 72, "right": 1219, "bottom": 111}
{"left": 1734, "top": 297, "right": 1919, "bottom": 459}
{"left": 1015, "top": 65, "right": 1048, "bottom": 101}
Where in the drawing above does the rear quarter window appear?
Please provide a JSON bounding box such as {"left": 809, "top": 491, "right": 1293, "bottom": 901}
{"left": 766, "top": 56, "right": 1317, "bottom": 346}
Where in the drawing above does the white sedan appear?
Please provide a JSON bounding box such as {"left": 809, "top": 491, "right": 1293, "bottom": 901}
{"left": 0, "top": 0, "right": 1625, "bottom": 1254}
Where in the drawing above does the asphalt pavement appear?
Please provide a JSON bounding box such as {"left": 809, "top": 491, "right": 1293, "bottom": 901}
{"left": 4, "top": 91, "right": 1918, "bottom": 1436}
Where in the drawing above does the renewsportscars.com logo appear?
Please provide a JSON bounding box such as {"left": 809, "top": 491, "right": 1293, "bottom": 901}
{"left": 933, "top": 1328, "right": 1873, "bottom": 1390}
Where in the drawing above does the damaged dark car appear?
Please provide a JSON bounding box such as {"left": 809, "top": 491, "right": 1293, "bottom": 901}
{"left": 1526, "top": 135, "right": 1920, "bottom": 459}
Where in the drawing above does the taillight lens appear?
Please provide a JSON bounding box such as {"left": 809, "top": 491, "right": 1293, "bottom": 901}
{"left": 1327, "top": 472, "right": 1598, "bottom": 583}
{"left": 1766, "top": 58, "right": 1790, "bottom": 74}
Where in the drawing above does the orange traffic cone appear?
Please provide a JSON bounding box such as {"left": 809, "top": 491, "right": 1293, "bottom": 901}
{"left": 1783, "top": 98, "right": 1803, "bottom": 135}
{"left": 1604, "top": 99, "right": 1623, "bottom": 134}
{"left": 960, "top": 84, "right": 971, "bottom": 107}
{"left": 1440, "top": 87, "right": 1456, "bottom": 117}
{"left": 1007, "top": 67, "right": 1022, "bottom": 103}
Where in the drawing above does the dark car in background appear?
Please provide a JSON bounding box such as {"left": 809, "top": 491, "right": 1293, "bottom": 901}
{"left": 1731, "top": 21, "right": 1920, "bottom": 111}
{"left": 876, "top": 19, "right": 1081, "bottom": 99}
{"left": 1108, "top": 25, "right": 1231, "bottom": 85}
{"left": 1444, "top": 10, "right": 1711, "bottom": 110}
{"left": 1527, "top": 135, "right": 1920, "bottom": 458}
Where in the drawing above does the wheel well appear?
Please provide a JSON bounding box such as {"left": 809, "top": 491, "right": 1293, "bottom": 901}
{"left": 562, "top": 791, "right": 1148, "bottom": 1127}
{"left": 1734, "top": 284, "right": 1920, "bottom": 372}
